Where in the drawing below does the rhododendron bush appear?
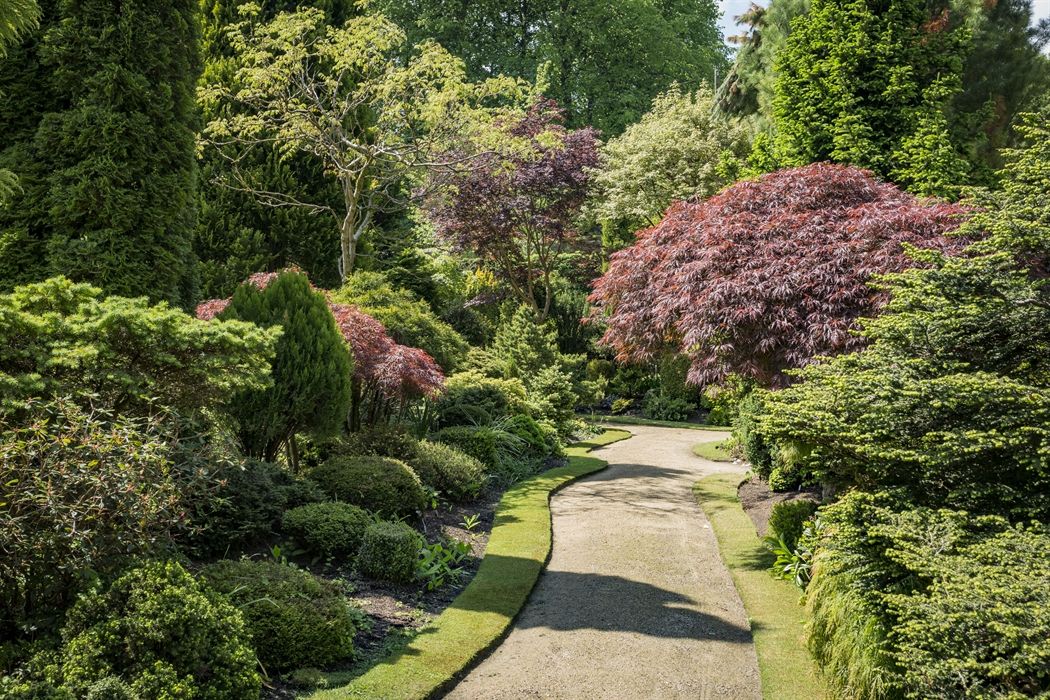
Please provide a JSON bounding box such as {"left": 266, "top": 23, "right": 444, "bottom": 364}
{"left": 197, "top": 270, "right": 444, "bottom": 428}
{"left": 589, "top": 164, "right": 970, "bottom": 387}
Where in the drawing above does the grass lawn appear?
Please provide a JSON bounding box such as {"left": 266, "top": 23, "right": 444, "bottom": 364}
{"left": 693, "top": 474, "right": 826, "bottom": 700}
{"left": 691, "top": 439, "right": 734, "bottom": 462}
{"left": 308, "top": 429, "right": 632, "bottom": 700}
{"left": 593, "top": 414, "right": 729, "bottom": 431}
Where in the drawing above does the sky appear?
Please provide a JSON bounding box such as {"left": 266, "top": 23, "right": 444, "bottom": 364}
{"left": 717, "top": 0, "right": 1050, "bottom": 46}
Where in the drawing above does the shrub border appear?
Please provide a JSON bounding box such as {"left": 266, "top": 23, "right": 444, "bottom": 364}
{"left": 693, "top": 474, "right": 826, "bottom": 700}
{"left": 309, "top": 429, "right": 632, "bottom": 700}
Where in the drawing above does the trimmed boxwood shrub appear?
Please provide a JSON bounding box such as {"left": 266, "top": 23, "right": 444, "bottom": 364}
{"left": 282, "top": 502, "right": 372, "bottom": 560}
{"left": 433, "top": 426, "right": 499, "bottom": 469}
{"left": 200, "top": 559, "right": 359, "bottom": 673}
{"left": 768, "top": 499, "right": 819, "bottom": 551}
{"left": 307, "top": 456, "right": 426, "bottom": 516}
{"left": 357, "top": 521, "right": 424, "bottom": 583}
{"left": 408, "top": 441, "right": 486, "bottom": 503}
{"left": 59, "top": 560, "right": 260, "bottom": 699}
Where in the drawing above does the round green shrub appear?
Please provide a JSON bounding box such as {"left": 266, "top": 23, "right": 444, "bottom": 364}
{"left": 734, "top": 391, "right": 774, "bottom": 478}
{"left": 85, "top": 677, "right": 134, "bottom": 700}
{"left": 59, "top": 560, "right": 260, "bottom": 700}
{"left": 308, "top": 455, "right": 426, "bottom": 516}
{"left": 282, "top": 502, "right": 372, "bottom": 560}
{"left": 433, "top": 426, "right": 499, "bottom": 469}
{"left": 501, "top": 414, "right": 551, "bottom": 457}
{"left": 409, "top": 441, "right": 486, "bottom": 503}
{"left": 767, "top": 499, "right": 819, "bottom": 551}
{"left": 200, "top": 559, "right": 359, "bottom": 673}
{"left": 357, "top": 521, "right": 424, "bottom": 583}
{"left": 434, "top": 371, "right": 530, "bottom": 428}
{"left": 337, "top": 427, "right": 421, "bottom": 462}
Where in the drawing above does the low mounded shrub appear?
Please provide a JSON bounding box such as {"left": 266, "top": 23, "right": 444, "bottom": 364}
{"left": 308, "top": 456, "right": 426, "bottom": 516}
{"left": 59, "top": 560, "right": 260, "bottom": 699}
{"left": 282, "top": 502, "right": 372, "bottom": 560}
{"left": 434, "top": 371, "right": 530, "bottom": 427}
{"left": 408, "top": 441, "right": 486, "bottom": 503}
{"left": 337, "top": 427, "right": 421, "bottom": 463}
{"left": 642, "top": 391, "right": 694, "bottom": 421}
{"left": 501, "top": 413, "right": 555, "bottom": 457}
{"left": 356, "top": 521, "right": 424, "bottom": 583}
{"left": 767, "top": 499, "right": 819, "bottom": 551}
{"left": 200, "top": 559, "right": 360, "bottom": 673}
{"left": 433, "top": 426, "right": 499, "bottom": 468}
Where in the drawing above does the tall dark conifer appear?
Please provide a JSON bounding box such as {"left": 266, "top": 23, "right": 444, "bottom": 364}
{"left": 0, "top": 0, "right": 201, "bottom": 303}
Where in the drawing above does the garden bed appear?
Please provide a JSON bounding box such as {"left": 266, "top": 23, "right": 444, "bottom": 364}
{"left": 737, "top": 476, "right": 821, "bottom": 537}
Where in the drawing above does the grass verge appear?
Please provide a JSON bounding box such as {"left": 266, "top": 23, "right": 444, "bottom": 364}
{"left": 693, "top": 474, "right": 825, "bottom": 700}
{"left": 592, "top": 414, "right": 729, "bottom": 431}
{"left": 308, "top": 429, "right": 632, "bottom": 700}
{"left": 691, "top": 439, "right": 734, "bottom": 462}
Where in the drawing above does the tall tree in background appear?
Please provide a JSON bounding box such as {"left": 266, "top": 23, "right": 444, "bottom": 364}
{"left": 201, "top": 8, "right": 525, "bottom": 284}
{"left": 0, "top": 0, "right": 200, "bottom": 303}
{"left": 772, "top": 0, "right": 970, "bottom": 191}
{"left": 0, "top": 0, "right": 39, "bottom": 204}
{"left": 195, "top": 0, "right": 358, "bottom": 297}
{"left": 432, "top": 99, "right": 600, "bottom": 322}
{"left": 373, "top": 0, "right": 727, "bottom": 136}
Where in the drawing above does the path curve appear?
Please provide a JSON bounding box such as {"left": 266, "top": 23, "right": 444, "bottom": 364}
{"left": 444, "top": 425, "right": 760, "bottom": 699}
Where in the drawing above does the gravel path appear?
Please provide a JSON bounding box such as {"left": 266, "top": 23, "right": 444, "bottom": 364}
{"left": 444, "top": 425, "right": 760, "bottom": 700}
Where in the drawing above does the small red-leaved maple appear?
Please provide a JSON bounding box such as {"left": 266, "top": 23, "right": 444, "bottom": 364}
{"left": 589, "top": 164, "right": 970, "bottom": 387}
{"left": 197, "top": 271, "right": 444, "bottom": 408}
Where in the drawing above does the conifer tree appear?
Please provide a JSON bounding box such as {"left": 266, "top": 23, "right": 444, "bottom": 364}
{"left": 219, "top": 271, "right": 353, "bottom": 468}
{"left": 0, "top": 0, "right": 201, "bottom": 303}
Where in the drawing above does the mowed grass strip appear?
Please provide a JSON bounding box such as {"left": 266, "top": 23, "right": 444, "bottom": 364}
{"left": 691, "top": 439, "right": 734, "bottom": 462}
{"left": 310, "top": 429, "right": 632, "bottom": 700}
{"left": 595, "top": 414, "right": 728, "bottom": 431}
{"left": 693, "top": 474, "right": 826, "bottom": 700}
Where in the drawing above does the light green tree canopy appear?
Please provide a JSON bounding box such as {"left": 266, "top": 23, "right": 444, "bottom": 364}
{"left": 589, "top": 83, "right": 751, "bottom": 228}
{"left": 201, "top": 7, "right": 528, "bottom": 281}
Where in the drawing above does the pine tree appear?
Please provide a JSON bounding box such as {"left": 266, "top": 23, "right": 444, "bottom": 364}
{"left": 0, "top": 0, "right": 201, "bottom": 303}
{"left": 220, "top": 271, "right": 353, "bottom": 468}
{"left": 492, "top": 305, "right": 561, "bottom": 380}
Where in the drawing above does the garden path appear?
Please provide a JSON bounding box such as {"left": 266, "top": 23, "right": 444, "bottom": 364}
{"left": 444, "top": 425, "right": 759, "bottom": 699}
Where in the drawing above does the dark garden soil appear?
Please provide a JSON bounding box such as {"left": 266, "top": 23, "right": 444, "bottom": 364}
{"left": 737, "top": 476, "right": 821, "bottom": 537}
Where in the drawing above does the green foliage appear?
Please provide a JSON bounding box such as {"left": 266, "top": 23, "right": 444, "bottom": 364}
{"left": 641, "top": 392, "right": 693, "bottom": 422}
{"left": 767, "top": 499, "right": 819, "bottom": 552}
{"left": 416, "top": 538, "right": 472, "bottom": 591}
{"left": 0, "top": 277, "right": 277, "bottom": 416}
{"left": 0, "top": 0, "right": 199, "bottom": 302}
{"left": 525, "top": 365, "right": 579, "bottom": 437}
{"left": 589, "top": 83, "right": 750, "bottom": 230}
{"left": 308, "top": 455, "right": 426, "bottom": 516}
{"left": 771, "top": 0, "right": 970, "bottom": 190}
{"left": 183, "top": 459, "right": 323, "bottom": 557}
{"left": 501, "top": 413, "right": 558, "bottom": 458}
{"left": 409, "top": 440, "right": 486, "bottom": 503}
{"left": 610, "top": 397, "right": 633, "bottom": 415}
{"left": 806, "top": 490, "right": 1049, "bottom": 700}
{"left": 282, "top": 502, "right": 372, "bottom": 560}
{"left": 433, "top": 426, "right": 500, "bottom": 469}
{"left": 375, "top": 0, "right": 727, "bottom": 136}
{"left": 492, "top": 305, "right": 560, "bottom": 380}
{"left": 334, "top": 271, "right": 468, "bottom": 371}
{"left": 434, "top": 370, "right": 530, "bottom": 428}
{"left": 889, "top": 525, "right": 1050, "bottom": 698}
{"left": 733, "top": 391, "right": 774, "bottom": 478}
{"left": 200, "top": 559, "right": 360, "bottom": 673}
{"left": 221, "top": 271, "right": 353, "bottom": 463}
{"left": 60, "top": 561, "right": 260, "bottom": 699}
{"left": 357, "top": 521, "right": 424, "bottom": 583}
{"left": 0, "top": 0, "right": 38, "bottom": 55}
{"left": 0, "top": 398, "right": 185, "bottom": 633}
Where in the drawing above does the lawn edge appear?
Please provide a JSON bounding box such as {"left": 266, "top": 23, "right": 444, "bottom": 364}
{"left": 693, "top": 473, "right": 826, "bottom": 700}
{"left": 308, "top": 428, "right": 632, "bottom": 700}
{"left": 593, "top": 414, "right": 729, "bottom": 431}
